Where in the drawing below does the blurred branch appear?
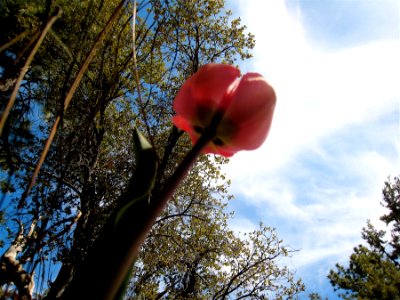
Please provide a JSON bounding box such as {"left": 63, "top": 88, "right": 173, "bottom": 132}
{"left": 18, "top": 0, "right": 128, "bottom": 209}
{"left": 132, "top": 0, "right": 155, "bottom": 148}
{"left": 0, "top": 8, "right": 62, "bottom": 136}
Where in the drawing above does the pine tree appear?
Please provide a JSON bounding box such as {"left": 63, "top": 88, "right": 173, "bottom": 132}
{"left": 328, "top": 176, "right": 400, "bottom": 299}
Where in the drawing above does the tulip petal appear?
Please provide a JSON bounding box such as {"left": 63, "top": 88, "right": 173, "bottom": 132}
{"left": 172, "top": 115, "right": 200, "bottom": 144}
{"left": 223, "top": 73, "right": 276, "bottom": 150}
{"left": 172, "top": 115, "right": 192, "bottom": 132}
{"left": 173, "top": 64, "right": 240, "bottom": 127}
{"left": 202, "top": 144, "right": 236, "bottom": 157}
{"left": 230, "top": 113, "right": 274, "bottom": 150}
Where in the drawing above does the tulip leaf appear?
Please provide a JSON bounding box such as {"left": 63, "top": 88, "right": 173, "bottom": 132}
{"left": 114, "top": 128, "right": 158, "bottom": 228}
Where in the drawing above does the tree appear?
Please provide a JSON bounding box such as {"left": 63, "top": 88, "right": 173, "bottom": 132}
{"left": 126, "top": 156, "right": 304, "bottom": 299}
{"left": 1, "top": 0, "right": 304, "bottom": 298}
{"left": 328, "top": 176, "right": 400, "bottom": 299}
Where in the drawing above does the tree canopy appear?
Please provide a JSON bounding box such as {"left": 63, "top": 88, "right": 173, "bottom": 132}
{"left": 328, "top": 176, "right": 400, "bottom": 299}
{"left": 0, "top": 0, "right": 304, "bottom": 299}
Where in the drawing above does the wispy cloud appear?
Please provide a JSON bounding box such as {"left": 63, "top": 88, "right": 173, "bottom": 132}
{"left": 226, "top": 0, "right": 399, "bottom": 297}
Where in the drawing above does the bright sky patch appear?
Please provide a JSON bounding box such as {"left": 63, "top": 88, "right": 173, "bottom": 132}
{"left": 226, "top": 0, "right": 399, "bottom": 298}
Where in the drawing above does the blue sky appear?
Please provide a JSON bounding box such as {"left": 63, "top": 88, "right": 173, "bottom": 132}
{"left": 225, "top": 0, "right": 399, "bottom": 298}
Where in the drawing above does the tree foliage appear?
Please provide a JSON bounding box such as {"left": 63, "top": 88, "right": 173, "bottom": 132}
{"left": 328, "top": 176, "right": 400, "bottom": 299}
{"left": 128, "top": 161, "right": 304, "bottom": 299}
{"left": 0, "top": 0, "right": 304, "bottom": 298}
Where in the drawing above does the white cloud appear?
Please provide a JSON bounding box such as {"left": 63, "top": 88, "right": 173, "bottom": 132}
{"left": 227, "top": 217, "right": 258, "bottom": 237}
{"left": 225, "top": 0, "right": 400, "bottom": 296}
{"left": 227, "top": 136, "right": 396, "bottom": 260}
{"left": 226, "top": 0, "right": 399, "bottom": 195}
{"left": 227, "top": 39, "right": 400, "bottom": 176}
{"left": 228, "top": 0, "right": 399, "bottom": 169}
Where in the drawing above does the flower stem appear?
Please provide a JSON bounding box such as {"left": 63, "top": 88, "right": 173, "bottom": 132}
{"left": 154, "top": 124, "right": 216, "bottom": 208}
{"left": 103, "top": 129, "right": 214, "bottom": 299}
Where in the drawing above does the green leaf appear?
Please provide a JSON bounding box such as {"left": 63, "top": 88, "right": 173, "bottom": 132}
{"left": 112, "top": 129, "right": 158, "bottom": 299}
{"left": 114, "top": 128, "right": 158, "bottom": 228}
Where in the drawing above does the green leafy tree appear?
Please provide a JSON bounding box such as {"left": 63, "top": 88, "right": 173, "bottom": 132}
{"left": 328, "top": 176, "right": 400, "bottom": 299}
{"left": 0, "top": 0, "right": 304, "bottom": 298}
{"left": 127, "top": 156, "right": 304, "bottom": 299}
{"left": 308, "top": 293, "right": 323, "bottom": 300}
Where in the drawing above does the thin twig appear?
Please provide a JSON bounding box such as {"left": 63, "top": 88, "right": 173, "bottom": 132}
{"left": 0, "top": 8, "right": 62, "bottom": 137}
{"left": 0, "top": 30, "right": 30, "bottom": 53}
{"left": 18, "top": 0, "right": 128, "bottom": 209}
{"left": 132, "top": 0, "right": 155, "bottom": 147}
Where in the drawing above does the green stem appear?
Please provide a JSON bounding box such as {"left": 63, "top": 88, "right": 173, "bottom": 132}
{"left": 153, "top": 124, "right": 216, "bottom": 213}
{"left": 103, "top": 126, "right": 215, "bottom": 299}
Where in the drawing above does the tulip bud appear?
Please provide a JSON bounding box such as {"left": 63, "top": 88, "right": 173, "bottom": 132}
{"left": 173, "top": 63, "right": 276, "bottom": 157}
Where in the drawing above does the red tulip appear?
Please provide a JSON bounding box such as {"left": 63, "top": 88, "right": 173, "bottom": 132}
{"left": 173, "top": 64, "right": 276, "bottom": 157}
